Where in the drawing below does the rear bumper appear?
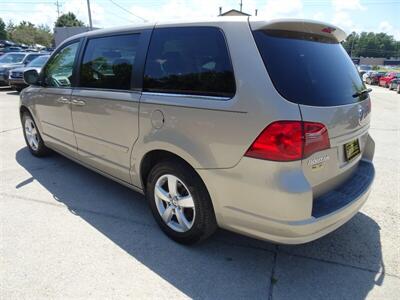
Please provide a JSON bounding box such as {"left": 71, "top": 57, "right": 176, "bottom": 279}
{"left": 198, "top": 158, "right": 374, "bottom": 245}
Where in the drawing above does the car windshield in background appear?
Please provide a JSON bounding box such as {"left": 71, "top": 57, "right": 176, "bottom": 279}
{"left": 27, "top": 55, "right": 49, "bottom": 67}
{"left": 359, "top": 65, "right": 372, "bottom": 70}
{"left": 253, "top": 30, "right": 367, "bottom": 106}
{"left": 0, "top": 53, "right": 25, "bottom": 64}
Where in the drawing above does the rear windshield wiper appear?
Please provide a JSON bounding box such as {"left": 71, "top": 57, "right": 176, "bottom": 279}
{"left": 352, "top": 88, "right": 372, "bottom": 98}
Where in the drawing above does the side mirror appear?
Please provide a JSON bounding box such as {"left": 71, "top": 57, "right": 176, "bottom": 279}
{"left": 23, "top": 69, "right": 39, "bottom": 86}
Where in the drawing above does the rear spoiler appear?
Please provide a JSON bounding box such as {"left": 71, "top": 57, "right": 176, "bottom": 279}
{"left": 249, "top": 18, "right": 347, "bottom": 42}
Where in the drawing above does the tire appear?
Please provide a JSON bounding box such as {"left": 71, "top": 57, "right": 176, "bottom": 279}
{"left": 15, "top": 86, "right": 23, "bottom": 92}
{"left": 397, "top": 85, "right": 400, "bottom": 94}
{"left": 366, "top": 78, "right": 371, "bottom": 85}
{"left": 146, "top": 160, "right": 217, "bottom": 244}
{"left": 21, "top": 112, "right": 50, "bottom": 157}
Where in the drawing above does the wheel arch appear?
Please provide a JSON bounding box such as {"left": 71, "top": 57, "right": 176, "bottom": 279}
{"left": 140, "top": 149, "right": 201, "bottom": 191}
{"left": 19, "top": 104, "right": 44, "bottom": 137}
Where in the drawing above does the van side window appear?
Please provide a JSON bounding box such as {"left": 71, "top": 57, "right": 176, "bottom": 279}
{"left": 42, "top": 42, "right": 79, "bottom": 88}
{"left": 79, "top": 34, "right": 140, "bottom": 90}
{"left": 143, "top": 27, "right": 235, "bottom": 98}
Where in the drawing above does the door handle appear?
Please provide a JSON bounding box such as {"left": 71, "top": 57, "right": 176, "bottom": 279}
{"left": 71, "top": 99, "right": 86, "bottom": 106}
{"left": 56, "top": 97, "right": 70, "bottom": 104}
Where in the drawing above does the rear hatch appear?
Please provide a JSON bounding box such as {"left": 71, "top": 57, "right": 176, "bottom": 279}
{"left": 250, "top": 19, "right": 371, "bottom": 197}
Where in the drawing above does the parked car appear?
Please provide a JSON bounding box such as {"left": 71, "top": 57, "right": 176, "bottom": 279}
{"left": 388, "top": 78, "right": 400, "bottom": 91}
{"left": 3, "top": 46, "right": 24, "bottom": 53}
{"left": 0, "top": 52, "right": 48, "bottom": 85}
{"left": 379, "top": 72, "right": 400, "bottom": 87}
{"left": 8, "top": 55, "right": 50, "bottom": 92}
{"left": 357, "top": 64, "right": 372, "bottom": 76}
{"left": 20, "top": 18, "right": 375, "bottom": 245}
{"left": 365, "top": 71, "right": 386, "bottom": 85}
{"left": 362, "top": 70, "right": 375, "bottom": 82}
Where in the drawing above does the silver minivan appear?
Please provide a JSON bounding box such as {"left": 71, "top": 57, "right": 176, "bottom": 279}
{"left": 20, "top": 18, "right": 375, "bottom": 244}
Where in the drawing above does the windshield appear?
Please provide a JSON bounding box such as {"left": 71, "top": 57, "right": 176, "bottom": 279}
{"left": 0, "top": 53, "right": 26, "bottom": 64}
{"left": 253, "top": 30, "right": 367, "bottom": 106}
{"left": 359, "top": 65, "right": 372, "bottom": 70}
{"left": 27, "top": 55, "right": 49, "bottom": 67}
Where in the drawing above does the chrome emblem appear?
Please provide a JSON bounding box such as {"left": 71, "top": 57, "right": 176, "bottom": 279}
{"left": 307, "top": 154, "right": 330, "bottom": 168}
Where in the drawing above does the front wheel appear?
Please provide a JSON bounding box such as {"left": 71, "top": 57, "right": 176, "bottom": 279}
{"left": 146, "top": 160, "right": 217, "bottom": 244}
{"left": 22, "top": 112, "right": 50, "bottom": 157}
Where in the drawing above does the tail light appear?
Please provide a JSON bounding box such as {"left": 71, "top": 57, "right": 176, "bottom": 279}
{"left": 245, "top": 121, "right": 330, "bottom": 161}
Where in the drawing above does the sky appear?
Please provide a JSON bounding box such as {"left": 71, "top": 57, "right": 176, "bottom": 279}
{"left": 1, "top": 0, "right": 399, "bottom": 39}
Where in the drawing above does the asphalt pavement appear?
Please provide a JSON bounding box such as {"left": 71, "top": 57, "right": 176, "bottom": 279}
{"left": 0, "top": 85, "right": 399, "bottom": 299}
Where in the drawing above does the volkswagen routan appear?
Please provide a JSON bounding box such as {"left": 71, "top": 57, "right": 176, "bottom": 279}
{"left": 20, "top": 17, "right": 375, "bottom": 244}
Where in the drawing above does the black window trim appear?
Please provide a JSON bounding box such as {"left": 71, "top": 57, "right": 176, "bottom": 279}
{"left": 39, "top": 38, "right": 83, "bottom": 89}
{"left": 75, "top": 29, "right": 152, "bottom": 93}
{"left": 142, "top": 26, "right": 237, "bottom": 100}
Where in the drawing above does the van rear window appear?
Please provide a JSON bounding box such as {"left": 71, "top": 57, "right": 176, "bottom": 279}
{"left": 253, "top": 30, "right": 368, "bottom": 106}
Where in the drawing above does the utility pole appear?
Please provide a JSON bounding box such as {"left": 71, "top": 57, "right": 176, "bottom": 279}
{"left": 55, "top": 0, "right": 61, "bottom": 18}
{"left": 87, "top": 0, "right": 93, "bottom": 30}
{"left": 239, "top": 0, "right": 243, "bottom": 12}
{"left": 350, "top": 33, "right": 356, "bottom": 58}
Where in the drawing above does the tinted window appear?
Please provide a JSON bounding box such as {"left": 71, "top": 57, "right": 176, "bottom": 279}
{"left": 253, "top": 30, "right": 367, "bottom": 106}
{"left": 143, "top": 27, "right": 235, "bottom": 97}
{"left": 25, "top": 54, "right": 42, "bottom": 64}
{"left": 80, "top": 34, "right": 139, "bottom": 90}
{"left": 0, "top": 53, "right": 25, "bottom": 63}
{"left": 27, "top": 55, "right": 49, "bottom": 67}
{"left": 42, "top": 42, "right": 79, "bottom": 88}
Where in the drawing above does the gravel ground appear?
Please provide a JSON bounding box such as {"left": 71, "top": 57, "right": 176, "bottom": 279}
{"left": 0, "top": 85, "right": 399, "bottom": 299}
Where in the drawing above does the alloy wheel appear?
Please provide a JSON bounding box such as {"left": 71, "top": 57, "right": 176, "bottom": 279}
{"left": 24, "top": 118, "right": 39, "bottom": 151}
{"left": 154, "top": 174, "right": 195, "bottom": 232}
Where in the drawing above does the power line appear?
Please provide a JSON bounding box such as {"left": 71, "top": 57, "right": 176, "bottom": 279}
{"left": 107, "top": 0, "right": 147, "bottom": 22}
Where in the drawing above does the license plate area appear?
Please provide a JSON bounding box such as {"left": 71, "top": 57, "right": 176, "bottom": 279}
{"left": 344, "top": 139, "right": 361, "bottom": 161}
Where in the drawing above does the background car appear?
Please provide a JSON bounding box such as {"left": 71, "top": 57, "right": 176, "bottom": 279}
{"left": 379, "top": 72, "right": 400, "bottom": 87}
{"left": 362, "top": 70, "right": 375, "bottom": 82}
{"left": 357, "top": 64, "right": 372, "bottom": 76}
{"left": 365, "top": 71, "right": 386, "bottom": 85}
{"left": 3, "top": 46, "right": 24, "bottom": 53}
{"left": 0, "top": 52, "right": 48, "bottom": 86}
{"left": 8, "top": 54, "right": 50, "bottom": 92}
{"left": 388, "top": 78, "right": 400, "bottom": 91}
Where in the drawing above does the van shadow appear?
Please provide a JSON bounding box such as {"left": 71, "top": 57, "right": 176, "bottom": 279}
{"left": 15, "top": 147, "right": 384, "bottom": 299}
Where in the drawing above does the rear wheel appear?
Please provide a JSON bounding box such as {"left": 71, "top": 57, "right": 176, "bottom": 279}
{"left": 146, "top": 160, "right": 217, "bottom": 244}
{"left": 21, "top": 112, "right": 50, "bottom": 157}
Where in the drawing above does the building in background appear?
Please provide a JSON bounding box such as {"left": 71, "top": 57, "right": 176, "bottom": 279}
{"left": 54, "top": 27, "right": 94, "bottom": 46}
{"left": 218, "top": 8, "right": 251, "bottom": 17}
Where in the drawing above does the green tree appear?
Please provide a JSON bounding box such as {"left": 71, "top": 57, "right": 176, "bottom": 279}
{"left": 8, "top": 21, "right": 53, "bottom": 47}
{"left": 55, "top": 12, "right": 85, "bottom": 27}
{"left": 0, "top": 18, "right": 7, "bottom": 39}
{"left": 342, "top": 32, "right": 400, "bottom": 58}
